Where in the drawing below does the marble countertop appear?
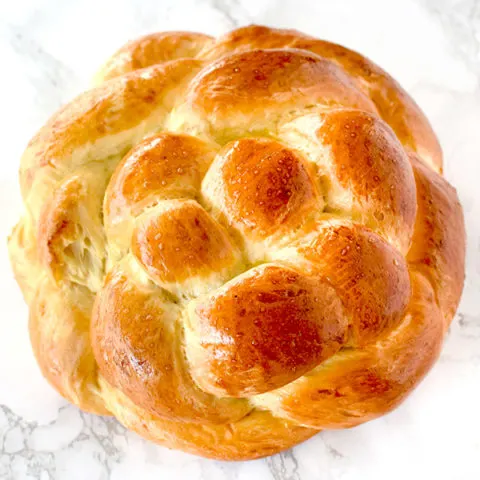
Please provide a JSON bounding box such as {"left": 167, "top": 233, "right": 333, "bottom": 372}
{"left": 0, "top": 0, "right": 479, "bottom": 478}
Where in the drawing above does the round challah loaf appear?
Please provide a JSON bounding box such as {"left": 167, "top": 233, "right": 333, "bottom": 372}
{"left": 9, "top": 25, "right": 465, "bottom": 460}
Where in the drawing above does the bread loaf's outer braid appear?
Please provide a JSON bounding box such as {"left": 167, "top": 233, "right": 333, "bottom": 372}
{"left": 8, "top": 26, "right": 465, "bottom": 460}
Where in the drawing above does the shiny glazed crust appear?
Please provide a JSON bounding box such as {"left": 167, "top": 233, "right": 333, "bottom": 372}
{"left": 8, "top": 25, "right": 465, "bottom": 460}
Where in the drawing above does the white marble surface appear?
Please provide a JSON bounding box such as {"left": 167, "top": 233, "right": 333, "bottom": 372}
{"left": 0, "top": 0, "right": 479, "bottom": 478}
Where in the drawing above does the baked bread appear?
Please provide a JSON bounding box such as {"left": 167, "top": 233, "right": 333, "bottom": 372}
{"left": 9, "top": 25, "right": 465, "bottom": 460}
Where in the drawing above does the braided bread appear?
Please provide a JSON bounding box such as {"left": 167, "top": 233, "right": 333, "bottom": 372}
{"left": 8, "top": 25, "right": 465, "bottom": 460}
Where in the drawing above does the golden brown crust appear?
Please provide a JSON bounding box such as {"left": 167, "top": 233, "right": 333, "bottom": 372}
{"left": 202, "top": 138, "right": 321, "bottom": 244}
{"left": 186, "top": 264, "right": 347, "bottom": 397}
{"left": 407, "top": 154, "right": 466, "bottom": 323}
{"left": 104, "top": 132, "right": 216, "bottom": 257}
{"left": 277, "top": 109, "right": 417, "bottom": 254}
{"left": 8, "top": 25, "right": 465, "bottom": 460}
{"left": 254, "top": 271, "right": 444, "bottom": 429}
{"left": 21, "top": 58, "right": 203, "bottom": 198}
{"left": 96, "top": 31, "right": 213, "bottom": 82}
{"left": 315, "top": 109, "right": 417, "bottom": 252}
{"left": 186, "top": 48, "right": 377, "bottom": 142}
{"left": 201, "top": 25, "right": 442, "bottom": 171}
{"left": 293, "top": 38, "right": 443, "bottom": 171}
{"left": 91, "top": 266, "right": 250, "bottom": 423}
{"left": 29, "top": 277, "right": 108, "bottom": 415}
{"left": 100, "top": 378, "right": 317, "bottom": 460}
{"left": 37, "top": 169, "right": 107, "bottom": 291}
{"left": 105, "top": 133, "right": 215, "bottom": 216}
{"left": 132, "top": 200, "right": 243, "bottom": 295}
{"left": 298, "top": 224, "right": 411, "bottom": 345}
